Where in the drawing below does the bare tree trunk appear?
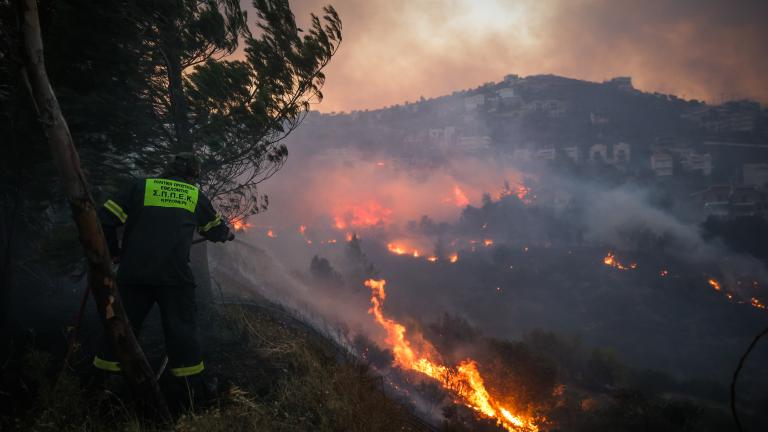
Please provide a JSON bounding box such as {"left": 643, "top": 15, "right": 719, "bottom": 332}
{"left": 17, "top": 0, "right": 169, "bottom": 419}
{"left": 161, "top": 29, "right": 190, "bottom": 153}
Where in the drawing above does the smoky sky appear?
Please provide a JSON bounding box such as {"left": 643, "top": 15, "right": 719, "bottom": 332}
{"left": 237, "top": 0, "right": 768, "bottom": 112}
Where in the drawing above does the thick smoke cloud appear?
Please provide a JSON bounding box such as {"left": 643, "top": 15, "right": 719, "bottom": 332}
{"left": 239, "top": 0, "right": 768, "bottom": 111}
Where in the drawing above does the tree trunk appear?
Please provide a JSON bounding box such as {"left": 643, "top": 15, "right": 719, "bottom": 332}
{"left": 163, "top": 39, "right": 190, "bottom": 152}
{"left": 18, "top": 0, "right": 169, "bottom": 419}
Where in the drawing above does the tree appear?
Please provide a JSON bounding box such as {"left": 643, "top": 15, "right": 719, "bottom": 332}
{"left": 1, "top": 0, "right": 343, "bottom": 366}
{"left": 124, "top": 0, "right": 342, "bottom": 223}
{"left": 14, "top": 0, "right": 168, "bottom": 417}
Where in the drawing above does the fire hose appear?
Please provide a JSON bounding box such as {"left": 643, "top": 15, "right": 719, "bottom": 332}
{"left": 730, "top": 325, "right": 768, "bottom": 432}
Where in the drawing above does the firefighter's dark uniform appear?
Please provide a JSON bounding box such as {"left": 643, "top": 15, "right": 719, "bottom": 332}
{"left": 93, "top": 176, "right": 230, "bottom": 378}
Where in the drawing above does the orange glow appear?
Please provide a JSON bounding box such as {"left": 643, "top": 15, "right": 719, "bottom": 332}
{"left": 230, "top": 218, "right": 253, "bottom": 231}
{"left": 266, "top": 229, "right": 276, "bottom": 238}
{"left": 453, "top": 185, "right": 470, "bottom": 207}
{"left": 751, "top": 297, "right": 766, "bottom": 310}
{"left": 483, "top": 239, "right": 494, "bottom": 247}
{"left": 708, "top": 278, "right": 722, "bottom": 291}
{"left": 603, "top": 252, "right": 637, "bottom": 271}
{"left": 387, "top": 242, "right": 426, "bottom": 260}
{"left": 346, "top": 232, "right": 354, "bottom": 242}
{"left": 365, "top": 279, "right": 539, "bottom": 432}
{"left": 499, "top": 181, "right": 534, "bottom": 204}
{"left": 449, "top": 253, "right": 459, "bottom": 263}
{"left": 387, "top": 243, "right": 408, "bottom": 255}
{"left": 299, "top": 225, "right": 307, "bottom": 235}
{"left": 334, "top": 201, "right": 393, "bottom": 229}
{"left": 427, "top": 256, "right": 438, "bottom": 263}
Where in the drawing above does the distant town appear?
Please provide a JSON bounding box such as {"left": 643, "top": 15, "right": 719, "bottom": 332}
{"left": 295, "top": 73, "right": 768, "bottom": 219}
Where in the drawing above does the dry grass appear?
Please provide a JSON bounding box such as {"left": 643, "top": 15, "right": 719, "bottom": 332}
{"left": 1, "top": 303, "right": 429, "bottom": 432}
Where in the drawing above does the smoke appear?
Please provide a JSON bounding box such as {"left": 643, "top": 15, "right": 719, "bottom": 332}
{"left": 213, "top": 125, "right": 767, "bottom": 385}
{"left": 239, "top": 0, "right": 768, "bottom": 111}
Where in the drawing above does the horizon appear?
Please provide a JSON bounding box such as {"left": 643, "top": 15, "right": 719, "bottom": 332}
{"left": 237, "top": 0, "right": 768, "bottom": 113}
{"left": 302, "top": 72, "right": 767, "bottom": 115}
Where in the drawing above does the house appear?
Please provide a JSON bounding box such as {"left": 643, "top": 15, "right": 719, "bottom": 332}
{"left": 497, "top": 87, "right": 516, "bottom": 99}
{"left": 651, "top": 152, "right": 674, "bottom": 176}
{"left": 496, "top": 87, "right": 522, "bottom": 107}
{"left": 535, "top": 148, "right": 556, "bottom": 161}
{"left": 613, "top": 142, "right": 631, "bottom": 163}
{"left": 681, "top": 153, "right": 712, "bottom": 176}
{"left": 590, "top": 112, "right": 610, "bottom": 125}
{"left": 464, "top": 94, "right": 486, "bottom": 111}
{"left": 691, "top": 185, "right": 767, "bottom": 217}
{"left": 589, "top": 144, "right": 608, "bottom": 162}
{"left": 605, "top": 76, "right": 634, "bottom": 91}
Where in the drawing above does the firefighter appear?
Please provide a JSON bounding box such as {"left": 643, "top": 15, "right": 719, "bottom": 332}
{"left": 93, "top": 152, "right": 233, "bottom": 400}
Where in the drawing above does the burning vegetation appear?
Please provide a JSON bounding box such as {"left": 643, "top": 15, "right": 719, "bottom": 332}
{"left": 365, "top": 279, "right": 540, "bottom": 432}
{"left": 602, "top": 251, "right": 637, "bottom": 271}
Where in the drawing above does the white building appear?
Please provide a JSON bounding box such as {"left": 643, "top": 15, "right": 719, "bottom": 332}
{"left": 527, "top": 99, "right": 567, "bottom": 118}
{"left": 589, "top": 144, "right": 608, "bottom": 162}
{"left": 464, "top": 94, "right": 486, "bottom": 111}
{"left": 681, "top": 153, "right": 712, "bottom": 176}
{"left": 613, "top": 142, "right": 631, "bottom": 163}
{"left": 497, "top": 87, "right": 516, "bottom": 99}
{"left": 651, "top": 152, "right": 674, "bottom": 176}
{"left": 535, "top": 148, "right": 556, "bottom": 161}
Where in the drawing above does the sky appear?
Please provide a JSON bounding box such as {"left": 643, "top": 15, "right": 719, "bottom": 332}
{"left": 239, "top": 0, "right": 768, "bottom": 113}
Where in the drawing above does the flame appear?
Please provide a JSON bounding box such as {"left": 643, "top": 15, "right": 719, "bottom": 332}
{"left": 230, "top": 218, "right": 253, "bottom": 231}
{"left": 499, "top": 181, "right": 534, "bottom": 204}
{"left": 453, "top": 185, "right": 470, "bottom": 207}
{"left": 387, "top": 242, "right": 429, "bottom": 261}
{"left": 751, "top": 298, "right": 766, "bottom": 310}
{"left": 484, "top": 239, "right": 494, "bottom": 247}
{"left": 334, "top": 201, "right": 393, "bottom": 229}
{"left": 299, "top": 225, "right": 307, "bottom": 235}
{"left": 365, "top": 279, "right": 539, "bottom": 432}
{"left": 266, "top": 229, "right": 276, "bottom": 238}
{"left": 449, "top": 253, "right": 459, "bottom": 263}
{"left": 708, "top": 278, "right": 722, "bottom": 291}
{"left": 427, "top": 256, "right": 438, "bottom": 263}
{"left": 387, "top": 243, "right": 409, "bottom": 255}
{"left": 603, "top": 252, "right": 637, "bottom": 271}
